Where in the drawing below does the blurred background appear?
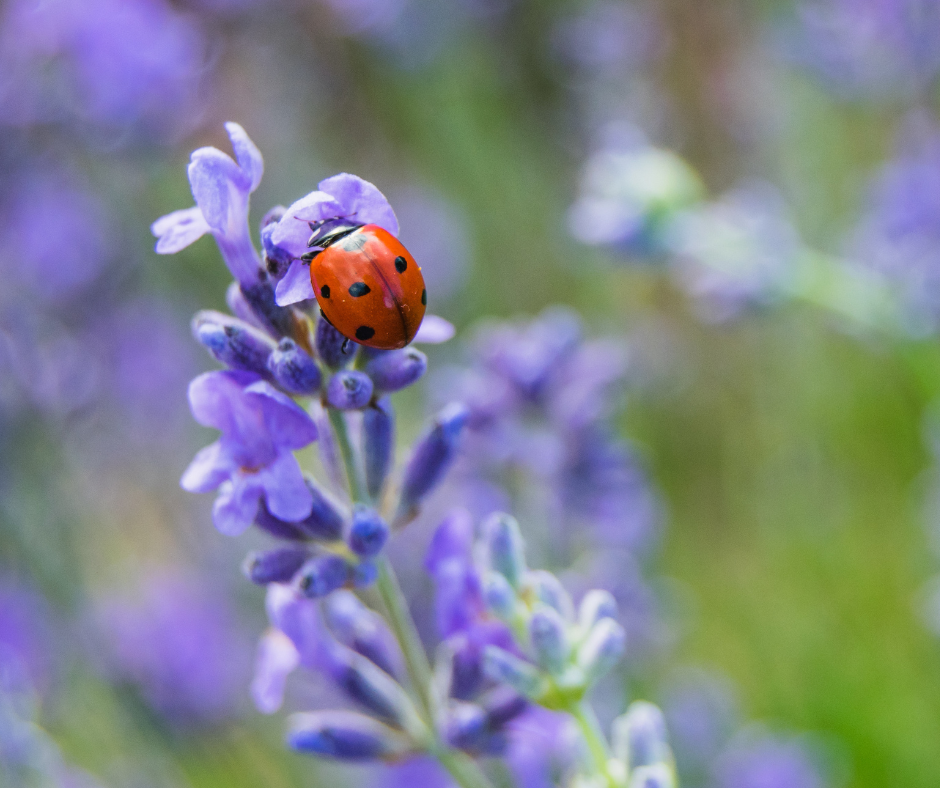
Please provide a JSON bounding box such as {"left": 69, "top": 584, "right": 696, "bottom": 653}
{"left": 2, "top": 0, "right": 940, "bottom": 786}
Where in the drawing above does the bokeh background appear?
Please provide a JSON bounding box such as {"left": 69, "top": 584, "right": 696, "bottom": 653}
{"left": 2, "top": 0, "right": 940, "bottom": 786}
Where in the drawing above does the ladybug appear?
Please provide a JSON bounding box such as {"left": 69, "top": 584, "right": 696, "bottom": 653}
{"left": 301, "top": 218, "right": 427, "bottom": 350}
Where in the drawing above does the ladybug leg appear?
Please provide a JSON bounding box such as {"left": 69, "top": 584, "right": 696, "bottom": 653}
{"left": 300, "top": 249, "right": 320, "bottom": 262}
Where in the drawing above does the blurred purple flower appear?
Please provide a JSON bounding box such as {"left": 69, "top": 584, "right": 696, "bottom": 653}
{"left": 0, "top": 0, "right": 206, "bottom": 138}
{"left": 713, "top": 733, "right": 826, "bottom": 788}
{"left": 97, "top": 570, "right": 252, "bottom": 725}
{"left": 0, "top": 580, "right": 55, "bottom": 696}
{"left": 784, "top": 0, "right": 940, "bottom": 100}
{"left": 851, "top": 118, "right": 940, "bottom": 335}
{"left": 0, "top": 165, "right": 115, "bottom": 305}
{"left": 180, "top": 369, "right": 317, "bottom": 536}
{"left": 667, "top": 181, "right": 801, "bottom": 323}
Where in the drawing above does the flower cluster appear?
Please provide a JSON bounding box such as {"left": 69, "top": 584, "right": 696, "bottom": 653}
{"left": 155, "top": 122, "right": 464, "bottom": 595}
{"left": 161, "top": 123, "right": 678, "bottom": 788}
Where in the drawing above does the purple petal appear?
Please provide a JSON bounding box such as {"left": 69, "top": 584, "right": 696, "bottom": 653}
{"left": 212, "top": 477, "right": 264, "bottom": 536}
{"left": 225, "top": 122, "right": 263, "bottom": 192}
{"left": 180, "top": 441, "right": 235, "bottom": 493}
{"left": 258, "top": 451, "right": 314, "bottom": 522}
{"left": 266, "top": 584, "right": 323, "bottom": 667}
{"left": 414, "top": 315, "right": 455, "bottom": 344}
{"left": 318, "top": 173, "right": 399, "bottom": 235}
{"left": 244, "top": 380, "right": 318, "bottom": 448}
{"left": 187, "top": 370, "right": 263, "bottom": 432}
{"left": 187, "top": 146, "right": 248, "bottom": 232}
{"left": 275, "top": 260, "right": 316, "bottom": 306}
{"left": 271, "top": 190, "right": 345, "bottom": 257}
{"left": 151, "top": 207, "right": 210, "bottom": 254}
{"left": 251, "top": 628, "right": 299, "bottom": 714}
{"left": 426, "top": 509, "right": 475, "bottom": 575}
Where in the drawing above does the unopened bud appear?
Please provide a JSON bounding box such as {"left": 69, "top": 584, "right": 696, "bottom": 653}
{"left": 243, "top": 546, "right": 311, "bottom": 585}
{"left": 327, "top": 370, "right": 374, "bottom": 410}
{"left": 481, "top": 513, "right": 526, "bottom": 588}
{"left": 268, "top": 337, "right": 322, "bottom": 395}
{"left": 529, "top": 606, "right": 569, "bottom": 674}
{"left": 524, "top": 570, "right": 574, "bottom": 621}
{"left": 324, "top": 590, "right": 401, "bottom": 678}
{"left": 482, "top": 646, "right": 544, "bottom": 699}
{"left": 193, "top": 310, "right": 276, "bottom": 375}
{"left": 577, "top": 618, "right": 626, "bottom": 684}
{"left": 364, "top": 347, "right": 428, "bottom": 392}
{"left": 295, "top": 554, "right": 348, "bottom": 598}
{"left": 363, "top": 397, "right": 394, "bottom": 500}
{"left": 578, "top": 589, "right": 619, "bottom": 632}
{"left": 482, "top": 571, "right": 517, "bottom": 619}
{"left": 287, "top": 710, "right": 410, "bottom": 761}
{"left": 316, "top": 316, "right": 355, "bottom": 368}
{"left": 347, "top": 505, "right": 389, "bottom": 558}
{"left": 612, "top": 701, "right": 671, "bottom": 770}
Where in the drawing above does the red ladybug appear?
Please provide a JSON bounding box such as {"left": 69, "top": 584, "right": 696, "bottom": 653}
{"left": 302, "top": 219, "right": 427, "bottom": 350}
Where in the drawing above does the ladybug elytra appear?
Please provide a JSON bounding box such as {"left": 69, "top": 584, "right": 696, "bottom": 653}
{"left": 302, "top": 218, "right": 427, "bottom": 350}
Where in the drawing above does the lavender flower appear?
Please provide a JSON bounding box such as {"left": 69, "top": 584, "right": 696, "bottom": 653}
{"left": 96, "top": 571, "right": 252, "bottom": 725}
{"left": 180, "top": 370, "right": 317, "bottom": 535}
{"left": 783, "top": 0, "right": 940, "bottom": 101}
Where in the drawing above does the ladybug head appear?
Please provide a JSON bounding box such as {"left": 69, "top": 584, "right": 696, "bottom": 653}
{"left": 306, "top": 216, "right": 364, "bottom": 249}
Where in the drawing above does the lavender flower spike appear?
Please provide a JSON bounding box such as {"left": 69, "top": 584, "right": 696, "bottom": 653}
{"left": 180, "top": 370, "right": 317, "bottom": 535}
{"left": 152, "top": 122, "right": 264, "bottom": 285}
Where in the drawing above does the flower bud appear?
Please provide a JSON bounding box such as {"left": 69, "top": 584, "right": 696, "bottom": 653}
{"left": 482, "top": 571, "right": 516, "bottom": 619}
{"left": 481, "top": 513, "right": 526, "bottom": 589}
{"left": 529, "top": 606, "right": 569, "bottom": 674}
{"left": 578, "top": 589, "right": 619, "bottom": 632}
{"left": 397, "top": 402, "right": 469, "bottom": 519}
{"left": 327, "top": 370, "right": 374, "bottom": 410}
{"left": 321, "top": 642, "right": 415, "bottom": 727}
{"left": 254, "top": 498, "right": 313, "bottom": 541}
{"left": 480, "top": 685, "right": 528, "bottom": 728}
{"left": 576, "top": 618, "right": 626, "bottom": 684}
{"left": 316, "top": 316, "right": 355, "bottom": 368}
{"left": 295, "top": 554, "right": 349, "bottom": 598}
{"left": 287, "top": 710, "right": 410, "bottom": 761}
{"left": 628, "top": 764, "right": 675, "bottom": 788}
{"left": 364, "top": 347, "right": 428, "bottom": 392}
{"left": 299, "top": 478, "right": 346, "bottom": 540}
{"left": 226, "top": 281, "right": 267, "bottom": 330}
{"left": 243, "top": 546, "right": 311, "bottom": 585}
{"left": 241, "top": 278, "right": 302, "bottom": 339}
{"left": 268, "top": 337, "right": 322, "bottom": 395}
{"left": 347, "top": 505, "right": 389, "bottom": 558}
{"left": 612, "top": 701, "right": 671, "bottom": 770}
{"left": 363, "top": 397, "right": 394, "bottom": 500}
{"left": 482, "top": 646, "right": 544, "bottom": 699}
{"left": 352, "top": 560, "right": 378, "bottom": 587}
{"left": 193, "top": 310, "right": 276, "bottom": 375}
{"left": 524, "top": 570, "right": 574, "bottom": 621}
{"left": 324, "top": 590, "right": 401, "bottom": 678}
{"left": 442, "top": 701, "right": 488, "bottom": 752}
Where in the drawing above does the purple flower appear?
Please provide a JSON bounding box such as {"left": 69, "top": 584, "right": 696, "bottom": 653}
{"left": 713, "top": 733, "right": 826, "bottom": 788}
{"left": 783, "top": 0, "right": 940, "bottom": 100}
{"left": 180, "top": 369, "right": 317, "bottom": 535}
{"left": 0, "top": 0, "right": 206, "bottom": 137}
{"left": 0, "top": 165, "right": 115, "bottom": 305}
{"left": 268, "top": 173, "right": 399, "bottom": 306}
{"left": 152, "top": 122, "right": 264, "bottom": 286}
{"left": 97, "top": 570, "right": 252, "bottom": 725}
{"left": 0, "top": 580, "right": 55, "bottom": 696}
{"left": 851, "top": 118, "right": 940, "bottom": 335}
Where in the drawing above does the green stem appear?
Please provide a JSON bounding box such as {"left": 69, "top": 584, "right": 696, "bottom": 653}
{"left": 328, "top": 407, "right": 366, "bottom": 503}
{"left": 570, "top": 700, "right": 613, "bottom": 786}
{"left": 329, "top": 409, "right": 495, "bottom": 788}
{"left": 375, "top": 557, "right": 435, "bottom": 718}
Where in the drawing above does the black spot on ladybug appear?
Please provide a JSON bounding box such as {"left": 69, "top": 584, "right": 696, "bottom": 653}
{"left": 320, "top": 285, "right": 330, "bottom": 299}
{"left": 349, "top": 282, "right": 371, "bottom": 297}
{"left": 355, "top": 326, "right": 376, "bottom": 341}
{"left": 421, "top": 288, "right": 427, "bottom": 306}
{"left": 394, "top": 256, "right": 407, "bottom": 273}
